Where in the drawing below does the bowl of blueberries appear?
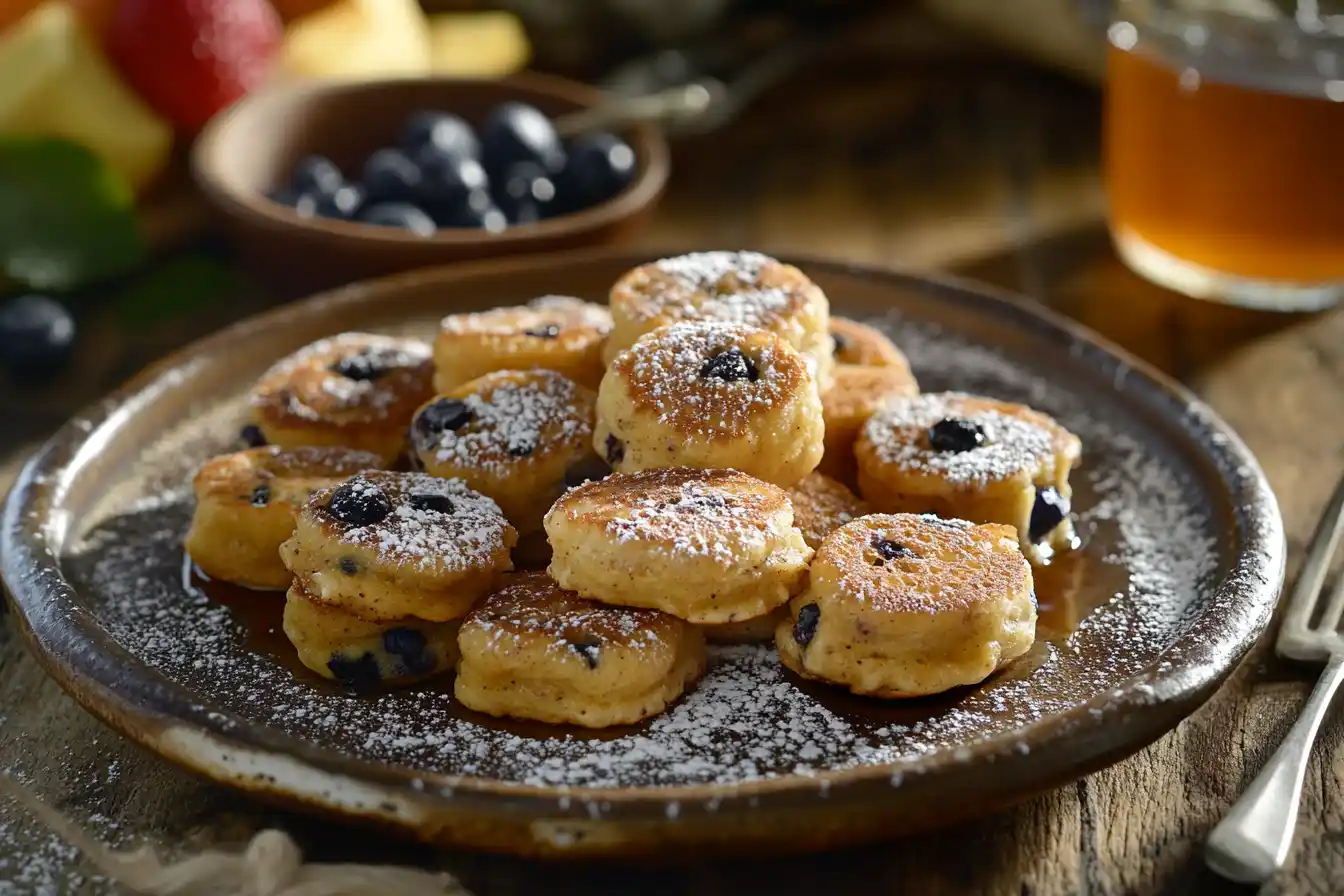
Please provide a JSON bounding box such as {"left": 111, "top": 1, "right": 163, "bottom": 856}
{"left": 193, "top": 72, "right": 670, "bottom": 294}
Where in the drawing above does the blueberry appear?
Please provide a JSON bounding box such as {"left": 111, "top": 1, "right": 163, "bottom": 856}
{"left": 481, "top": 102, "right": 565, "bottom": 176}
{"left": 419, "top": 155, "right": 489, "bottom": 216}
{"left": 872, "top": 537, "right": 913, "bottom": 562}
{"left": 0, "top": 295, "right": 76, "bottom": 378}
{"left": 408, "top": 493, "right": 455, "bottom": 514}
{"left": 327, "top": 481, "right": 393, "bottom": 527}
{"left": 604, "top": 434, "right": 624, "bottom": 465}
{"left": 494, "top": 161, "right": 557, "bottom": 224}
{"left": 565, "top": 635, "right": 601, "bottom": 669}
{"left": 1029, "top": 487, "right": 1070, "bottom": 542}
{"left": 928, "top": 418, "right": 986, "bottom": 453}
{"left": 250, "top": 483, "right": 271, "bottom": 507}
{"left": 401, "top": 111, "right": 479, "bottom": 162}
{"left": 831, "top": 330, "right": 849, "bottom": 357}
{"left": 290, "top": 192, "right": 321, "bottom": 218}
{"left": 327, "top": 652, "right": 382, "bottom": 691}
{"left": 508, "top": 439, "right": 536, "bottom": 458}
{"left": 427, "top": 187, "right": 489, "bottom": 226}
{"left": 557, "top": 132, "right": 635, "bottom": 212}
{"left": 383, "top": 626, "right": 436, "bottom": 675}
{"left": 793, "top": 603, "right": 820, "bottom": 646}
{"left": 313, "top": 184, "right": 364, "bottom": 221}
{"left": 523, "top": 324, "right": 561, "bottom": 339}
{"left": 700, "top": 347, "right": 758, "bottom": 383}
{"left": 291, "top": 155, "right": 343, "bottom": 198}
{"left": 331, "top": 347, "right": 400, "bottom": 381}
{"left": 358, "top": 202, "right": 436, "bottom": 237}
{"left": 413, "top": 399, "right": 473, "bottom": 449}
{"left": 361, "top": 148, "right": 422, "bottom": 204}
{"left": 239, "top": 424, "right": 267, "bottom": 448}
{"left": 338, "top": 556, "right": 360, "bottom": 575}
{"left": 435, "top": 193, "right": 508, "bottom": 233}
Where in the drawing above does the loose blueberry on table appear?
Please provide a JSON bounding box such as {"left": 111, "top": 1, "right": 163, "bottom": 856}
{"left": 264, "top": 103, "right": 637, "bottom": 234}
{"left": 0, "top": 294, "right": 77, "bottom": 379}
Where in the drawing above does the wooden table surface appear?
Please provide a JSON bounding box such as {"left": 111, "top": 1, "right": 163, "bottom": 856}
{"left": 3, "top": 45, "right": 1343, "bottom": 896}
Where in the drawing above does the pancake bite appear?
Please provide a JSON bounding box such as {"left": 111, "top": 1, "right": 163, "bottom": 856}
{"left": 456, "top": 572, "right": 707, "bottom": 727}
{"left": 818, "top": 363, "right": 920, "bottom": 487}
{"left": 185, "top": 446, "right": 384, "bottom": 590}
{"left": 830, "top": 317, "right": 907, "bottom": 368}
{"left": 787, "top": 472, "right": 869, "bottom": 550}
{"left": 776, "top": 514, "right": 1036, "bottom": 698}
{"left": 433, "top": 295, "right": 612, "bottom": 393}
{"left": 249, "top": 333, "right": 435, "bottom": 464}
{"left": 545, "top": 467, "right": 813, "bottom": 624}
{"left": 283, "top": 580, "right": 461, "bottom": 690}
{"left": 855, "top": 392, "right": 1081, "bottom": 563}
{"left": 595, "top": 322, "right": 824, "bottom": 487}
{"left": 280, "top": 471, "right": 516, "bottom": 622}
{"left": 411, "top": 370, "right": 603, "bottom": 534}
{"left": 605, "top": 251, "right": 834, "bottom": 387}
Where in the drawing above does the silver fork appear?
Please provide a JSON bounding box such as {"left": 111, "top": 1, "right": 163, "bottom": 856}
{"left": 1206, "top": 473, "right": 1344, "bottom": 884}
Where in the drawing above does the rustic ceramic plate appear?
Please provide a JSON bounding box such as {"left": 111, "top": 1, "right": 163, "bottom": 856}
{"left": 1, "top": 251, "right": 1284, "bottom": 858}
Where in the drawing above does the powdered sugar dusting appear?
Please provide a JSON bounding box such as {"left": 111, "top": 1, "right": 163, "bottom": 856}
{"left": 465, "top": 575, "right": 670, "bottom": 658}
{"left": 619, "top": 252, "right": 805, "bottom": 330}
{"left": 864, "top": 392, "right": 1055, "bottom": 485}
{"left": 314, "top": 472, "right": 511, "bottom": 573}
{"left": 615, "top": 322, "right": 808, "bottom": 439}
{"left": 440, "top": 296, "right": 611, "bottom": 337}
{"left": 653, "top": 251, "right": 771, "bottom": 292}
{"left": 430, "top": 372, "right": 592, "bottom": 477}
{"left": 607, "top": 482, "right": 770, "bottom": 566}
{"left": 48, "top": 309, "right": 1234, "bottom": 793}
{"left": 0, "top": 745, "right": 122, "bottom": 894}
{"left": 252, "top": 333, "right": 432, "bottom": 423}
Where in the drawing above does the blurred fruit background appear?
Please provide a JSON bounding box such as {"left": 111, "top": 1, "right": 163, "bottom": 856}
{"left": 0, "top": 0, "right": 1102, "bottom": 404}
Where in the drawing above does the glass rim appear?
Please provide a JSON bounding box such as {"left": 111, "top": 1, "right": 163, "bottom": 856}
{"left": 1113, "top": 1, "right": 1344, "bottom": 41}
{"left": 1110, "top": 2, "right": 1344, "bottom": 89}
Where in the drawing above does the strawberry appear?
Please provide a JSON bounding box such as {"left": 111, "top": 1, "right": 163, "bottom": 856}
{"left": 107, "top": 0, "right": 282, "bottom": 134}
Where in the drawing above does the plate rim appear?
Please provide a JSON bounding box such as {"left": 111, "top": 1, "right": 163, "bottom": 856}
{"left": 0, "top": 248, "right": 1285, "bottom": 825}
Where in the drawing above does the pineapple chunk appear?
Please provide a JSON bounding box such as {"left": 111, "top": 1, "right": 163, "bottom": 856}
{"left": 281, "top": 0, "right": 431, "bottom": 81}
{"left": 0, "top": 2, "right": 172, "bottom": 193}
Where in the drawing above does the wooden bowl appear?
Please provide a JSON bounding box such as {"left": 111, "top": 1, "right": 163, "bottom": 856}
{"left": 192, "top": 74, "right": 671, "bottom": 295}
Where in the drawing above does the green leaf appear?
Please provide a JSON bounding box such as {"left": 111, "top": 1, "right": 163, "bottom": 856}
{"left": 0, "top": 136, "right": 145, "bottom": 291}
{"left": 114, "top": 253, "right": 246, "bottom": 326}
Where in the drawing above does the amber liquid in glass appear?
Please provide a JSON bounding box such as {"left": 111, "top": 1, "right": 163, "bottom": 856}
{"left": 1106, "top": 45, "right": 1344, "bottom": 285}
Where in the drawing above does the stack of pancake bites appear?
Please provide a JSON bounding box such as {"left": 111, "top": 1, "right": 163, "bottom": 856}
{"left": 184, "top": 252, "right": 1082, "bottom": 728}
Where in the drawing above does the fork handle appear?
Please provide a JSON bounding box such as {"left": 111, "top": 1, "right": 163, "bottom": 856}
{"left": 1206, "top": 654, "right": 1344, "bottom": 884}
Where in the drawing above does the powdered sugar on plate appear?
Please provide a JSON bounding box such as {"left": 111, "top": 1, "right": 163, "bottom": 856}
{"left": 56, "top": 311, "right": 1223, "bottom": 791}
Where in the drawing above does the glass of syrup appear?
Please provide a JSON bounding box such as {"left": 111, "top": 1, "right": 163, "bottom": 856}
{"left": 1106, "top": 1, "right": 1344, "bottom": 310}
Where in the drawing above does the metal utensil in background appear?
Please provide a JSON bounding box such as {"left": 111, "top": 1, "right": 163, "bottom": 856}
{"left": 564, "top": 34, "right": 824, "bottom": 138}
{"left": 552, "top": 79, "right": 727, "bottom": 138}
{"left": 1206, "top": 473, "right": 1344, "bottom": 884}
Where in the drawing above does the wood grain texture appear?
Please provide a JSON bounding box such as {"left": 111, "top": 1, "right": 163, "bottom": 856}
{"left": 2, "top": 42, "right": 1342, "bottom": 896}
